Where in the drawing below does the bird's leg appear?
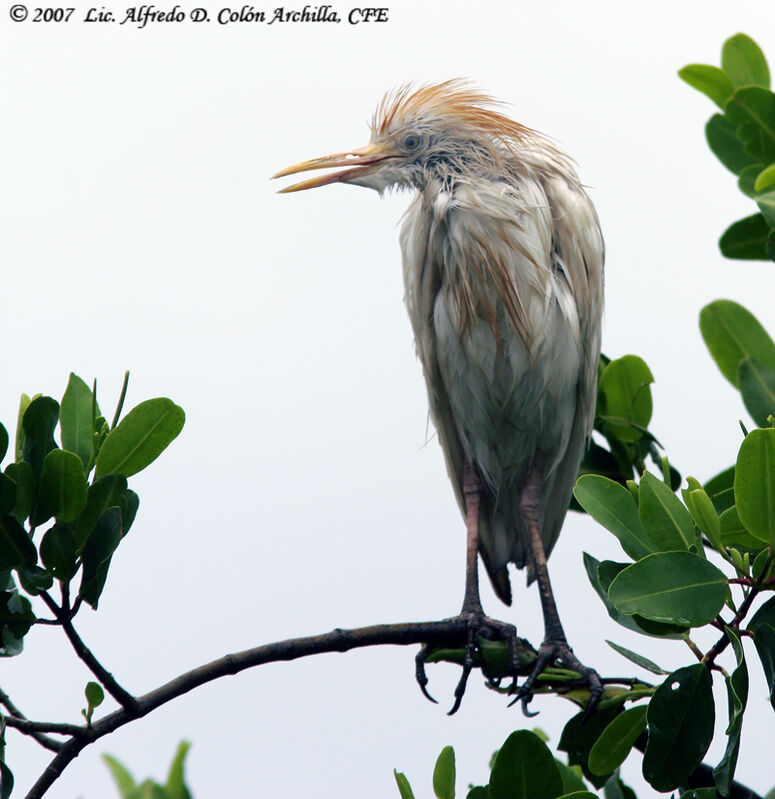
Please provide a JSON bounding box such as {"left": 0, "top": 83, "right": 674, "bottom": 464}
{"left": 512, "top": 456, "right": 602, "bottom": 715}
{"left": 416, "top": 459, "right": 521, "bottom": 714}
{"left": 461, "top": 460, "right": 485, "bottom": 614}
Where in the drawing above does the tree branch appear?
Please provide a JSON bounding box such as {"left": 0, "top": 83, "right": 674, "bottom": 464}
{"left": 39, "top": 593, "right": 138, "bottom": 711}
{"left": 24, "top": 619, "right": 532, "bottom": 798}
{"left": 0, "top": 688, "right": 63, "bottom": 752}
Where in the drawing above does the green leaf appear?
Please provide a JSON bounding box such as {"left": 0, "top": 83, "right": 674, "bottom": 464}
{"left": 432, "top": 746, "right": 455, "bottom": 799}
{"left": 0, "top": 475, "right": 16, "bottom": 518}
{"left": 5, "top": 462, "right": 34, "bottom": 523}
{"left": 749, "top": 596, "right": 775, "bottom": 711}
{"left": 394, "top": 769, "right": 416, "bottom": 799}
{"left": 466, "top": 789, "right": 487, "bottom": 799}
{"left": 603, "top": 772, "right": 637, "bottom": 799}
{"left": 605, "top": 640, "right": 667, "bottom": 675}
{"left": 74, "top": 474, "right": 128, "bottom": 550}
{"left": 121, "top": 489, "right": 139, "bottom": 536}
{"left": 79, "top": 507, "right": 122, "bottom": 608}
{"left": 490, "top": 730, "right": 563, "bottom": 799}
{"left": 554, "top": 760, "right": 586, "bottom": 795}
{"left": 719, "top": 213, "right": 772, "bottom": 259}
{"left": 699, "top": 300, "right": 775, "bottom": 385}
{"left": 103, "top": 754, "right": 138, "bottom": 799}
{"left": 683, "top": 486, "right": 723, "bottom": 553}
{"left": 0, "top": 517, "right": 36, "bottom": 571}
{"left": 588, "top": 704, "right": 648, "bottom": 775}
{"left": 559, "top": 706, "right": 623, "bottom": 788}
{"left": 60, "top": 373, "right": 99, "bottom": 469}
{"left": 583, "top": 554, "right": 687, "bottom": 639}
{"left": 556, "top": 794, "right": 597, "bottom": 799}
{"left": 705, "top": 466, "right": 736, "bottom": 514}
{"left": 85, "top": 680, "right": 104, "bottom": 709}
{"left": 0, "top": 424, "right": 8, "bottom": 465}
{"left": 735, "top": 428, "right": 775, "bottom": 545}
{"left": 17, "top": 564, "right": 53, "bottom": 596}
{"left": 40, "top": 522, "right": 77, "bottom": 581}
{"left": 574, "top": 476, "right": 656, "bottom": 560}
{"left": 722, "top": 33, "right": 771, "bottom": 88}
{"left": 738, "top": 357, "right": 775, "bottom": 426}
{"left": 719, "top": 505, "right": 765, "bottom": 550}
{"left": 0, "top": 763, "right": 13, "bottom": 799}
{"left": 737, "top": 163, "right": 763, "bottom": 197}
{"left": 643, "top": 664, "right": 715, "bottom": 792}
{"left": 638, "top": 471, "right": 694, "bottom": 551}
{"left": 165, "top": 741, "right": 193, "bottom": 799}
{"left": 95, "top": 398, "right": 184, "bottom": 479}
{"left": 725, "top": 86, "right": 775, "bottom": 164}
{"left": 757, "top": 188, "right": 775, "bottom": 227}
{"left": 679, "top": 64, "right": 735, "bottom": 108}
{"left": 705, "top": 114, "right": 761, "bottom": 175}
{"left": 21, "top": 396, "right": 59, "bottom": 479}
{"left": 714, "top": 627, "right": 749, "bottom": 796}
{"left": 598, "top": 356, "right": 654, "bottom": 442}
{"left": 755, "top": 163, "right": 775, "bottom": 192}
{"left": 608, "top": 551, "right": 728, "bottom": 626}
{"left": 32, "top": 449, "right": 88, "bottom": 525}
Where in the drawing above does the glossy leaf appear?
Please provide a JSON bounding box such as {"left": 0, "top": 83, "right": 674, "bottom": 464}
{"left": 0, "top": 763, "right": 13, "bottom": 799}
{"left": 394, "top": 770, "right": 416, "bottom": 799}
{"left": 465, "top": 790, "right": 487, "bottom": 799}
{"left": 643, "top": 664, "right": 715, "bottom": 791}
{"left": 755, "top": 163, "right": 775, "bottom": 192}
{"left": 556, "top": 794, "right": 597, "bottom": 799}
{"left": 490, "top": 730, "right": 562, "bottom": 799}
{"left": 705, "top": 466, "right": 736, "bottom": 514}
{"left": 555, "top": 760, "right": 586, "bottom": 795}
{"left": 559, "top": 706, "right": 622, "bottom": 788}
{"left": 0, "top": 424, "right": 7, "bottom": 465}
{"left": 583, "top": 554, "right": 687, "bottom": 639}
{"left": 33, "top": 449, "right": 88, "bottom": 525}
{"left": 588, "top": 705, "right": 648, "bottom": 775}
{"left": 758, "top": 189, "right": 775, "bottom": 228}
{"left": 95, "top": 398, "right": 184, "bottom": 479}
{"left": 714, "top": 628, "right": 748, "bottom": 796}
{"left": 725, "top": 87, "right": 775, "bottom": 163}
{"left": 0, "top": 475, "right": 16, "bottom": 518}
{"left": 608, "top": 552, "right": 727, "bottom": 626}
{"left": 699, "top": 300, "right": 775, "bottom": 385}
{"left": 719, "top": 505, "right": 765, "bottom": 551}
{"left": 679, "top": 64, "right": 734, "bottom": 108}
{"left": 705, "top": 113, "right": 760, "bottom": 175}
{"left": 74, "top": 474, "right": 128, "bottom": 549}
{"left": 40, "top": 522, "right": 77, "bottom": 581}
{"left": 79, "top": 507, "right": 122, "bottom": 608}
{"left": 735, "top": 428, "right": 775, "bottom": 544}
{"left": 21, "top": 396, "right": 59, "bottom": 479}
{"left": 17, "top": 564, "right": 53, "bottom": 596}
{"left": 605, "top": 640, "right": 667, "bottom": 675}
{"left": 165, "top": 741, "right": 193, "bottom": 799}
{"left": 738, "top": 357, "right": 775, "bottom": 426}
{"left": 719, "top": 213, "right": 772, "bottom": 259}
{"left": 598, "top": 356, "right": 654, "bottom": 442}
{"left": 433, "top": 746, "right": 455, "bottom": 799}
{"left": 602, "top": 772, "right": 637, "bottom": 799}
{"left": 60, "top": 373, "right": 98, "bottom": 469}
{"left": 574, "top": 476, "right": 656, "bottom": 560}
{"left": 749, "top": 596, "right": 775, "bottom": 711}
{"left": 638, "top": 471, "right": 694, "bottom": 551}
{"left": 5, "top": 462, "right": 34, "bottom": 522}
{"left": 683, "top": 486, "right": 723, "bottom": 551}
{"left": 722, "top": 34, "right": 771, "bottom": 88}
{"left": 0, "top": 517, "right": 36, "bottom": 571}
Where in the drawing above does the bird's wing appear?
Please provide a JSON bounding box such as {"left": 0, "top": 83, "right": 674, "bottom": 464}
{"left": 401, "top": 193, "right": 513, "bottom": 605}
{"left": 537, "top": 175, "right": 605, "bottom": 559}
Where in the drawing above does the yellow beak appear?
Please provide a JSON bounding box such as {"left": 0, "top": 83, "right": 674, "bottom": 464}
{"left": 271, "top": 142, "right": 395, "bottom": 193}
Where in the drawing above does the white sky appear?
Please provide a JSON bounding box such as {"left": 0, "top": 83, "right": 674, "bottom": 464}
{"left": 1, "top": 1, "right": 775, "bottom": 797}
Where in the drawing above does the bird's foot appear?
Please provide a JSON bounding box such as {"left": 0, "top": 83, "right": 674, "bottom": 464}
{"left": 510, "top": 637, "right": 602, "bottom": 718}
{"left": 415, "top": 609, "right": 521, "bottom": 715}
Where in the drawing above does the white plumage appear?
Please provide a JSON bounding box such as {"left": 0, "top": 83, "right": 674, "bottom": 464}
{"left": 274, "top": 81, "right": 604, "bottom": 704}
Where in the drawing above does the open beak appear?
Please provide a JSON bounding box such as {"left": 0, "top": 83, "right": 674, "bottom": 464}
{"left": 271, "top": 142, "right": 395, "bottom": 193}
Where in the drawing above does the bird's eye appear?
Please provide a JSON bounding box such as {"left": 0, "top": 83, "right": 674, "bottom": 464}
{"left": 402, "top": 133, "right": 423, "bottom": 151}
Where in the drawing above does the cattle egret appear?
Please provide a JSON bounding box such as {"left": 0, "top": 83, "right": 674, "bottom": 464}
{"left": 274, "top": 81, "right": 604, "bottom": 713}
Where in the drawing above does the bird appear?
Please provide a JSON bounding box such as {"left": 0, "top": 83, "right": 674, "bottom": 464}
{"left": 273, "top": 80, "right": 604, "bottom": 712}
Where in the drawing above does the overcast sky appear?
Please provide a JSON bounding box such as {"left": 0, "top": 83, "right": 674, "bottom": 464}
{"left": 1, "top": 1, "right": 775, "bottom": 797}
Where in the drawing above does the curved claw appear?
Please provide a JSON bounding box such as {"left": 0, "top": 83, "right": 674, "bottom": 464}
{"left": 448, "top": 661, "right": 472, "bottom": 715}
{"left": 415, "top": 644, "right": 438, "bottom": 704}
{"left": 580, "top": 669, "right": 604, "bottom": 723}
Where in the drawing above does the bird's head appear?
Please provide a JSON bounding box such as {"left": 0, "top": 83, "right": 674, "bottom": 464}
{"left": 272, "top": 80, "right": 532, "bottom": 194}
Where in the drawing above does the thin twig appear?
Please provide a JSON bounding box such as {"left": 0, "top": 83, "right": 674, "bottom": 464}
{"left": 0, "top": 688, "right": 63, "bottom": 752}
{"left": 38, "top": 593, "right": 138, "bottom": 711}
{"left": 704, "top": 588, "right": 760, "bottom": 668}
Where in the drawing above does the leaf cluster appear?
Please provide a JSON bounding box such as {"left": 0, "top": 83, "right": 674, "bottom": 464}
{"left": 103, "top": 741, "right": 193, "bottom": 799}
{"left": 0, "top": 372, "right": 184, "bottom": 651}
{"left": 679, "top": 33, "right": 775, "bottom": 261}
